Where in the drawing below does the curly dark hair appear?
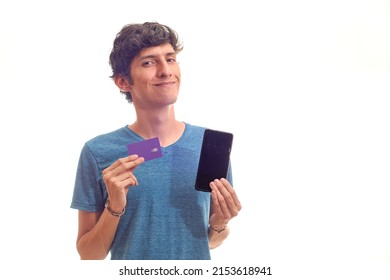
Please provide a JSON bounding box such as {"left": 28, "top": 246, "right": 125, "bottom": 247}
{"left": 109, "top": 22, "right": 183, "bottom": 103}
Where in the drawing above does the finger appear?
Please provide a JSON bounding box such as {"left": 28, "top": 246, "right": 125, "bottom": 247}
{"left": 210, "top": 185, "right": 225, "bottom": 223}
{"left": 103, "top": 156, "right": 144, "bottom": 178}
{"left": 210, "top": 181, "right": 232, "bottom": 220}
{"left": 108, "top": 177, "right": 137, "bottom": 193}
{"left": 104, "top": 155, "right": 144, "bottom": 173}
{"left": 210, "top": 185, "right": 222, "bottom": 213}
{"left": 213, "top": 179, "right": 234, "bottom": 204}
{"left": 217, "top": 179, "right": 241, "bottom": 210}
{"left": 122, "top": 176, "right": 138, "bottom": 188}
{"left": 213, "top": 179, "right": 241, "bottom": 218}
{"left": 104, "top": 155, "right": 139, "bottom": 172}
{"left": 103, "top": 160, "right": 141, "bottom": 187}
{"left": 220, "top": 178, "right": 242, "bottom": 211}
{"left": 114, "top": 171, "right": 139, "bottom": 187}
{"left": 104, "top": 172, "right": 135, "bottom": 190}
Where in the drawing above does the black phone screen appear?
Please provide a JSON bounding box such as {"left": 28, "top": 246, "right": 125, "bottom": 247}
{"left": 195, "top": 129, "right": 233, "bottom": 192}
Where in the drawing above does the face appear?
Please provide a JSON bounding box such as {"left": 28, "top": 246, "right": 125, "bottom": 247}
{"left": 119, "top": 43, "right": 181, "bottom": 109}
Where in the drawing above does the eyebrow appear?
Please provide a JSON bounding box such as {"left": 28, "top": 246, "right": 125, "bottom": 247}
{"left": 138, "top": 52, "right": 177, "bottom": 61}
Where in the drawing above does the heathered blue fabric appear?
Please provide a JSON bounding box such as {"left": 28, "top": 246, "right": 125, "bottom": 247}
{"left": 70, "top": 123, "right": 232, "bottom": 260}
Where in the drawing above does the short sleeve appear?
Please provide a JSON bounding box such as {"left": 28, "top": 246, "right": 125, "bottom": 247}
{"left": 70, "top": 143, "right": 106, "bottom": 212}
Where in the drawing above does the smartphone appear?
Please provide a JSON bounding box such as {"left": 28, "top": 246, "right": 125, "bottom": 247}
{"left": 195, "top": 129, "right": 233, "bottom": 192}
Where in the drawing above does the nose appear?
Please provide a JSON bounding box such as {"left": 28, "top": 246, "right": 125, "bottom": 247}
{"left": 158, "top": 61, "right": 172, "bottom": 78}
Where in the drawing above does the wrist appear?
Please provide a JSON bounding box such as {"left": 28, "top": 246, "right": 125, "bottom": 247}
{"left": 105, "top": 198, "right": 125, "bottom": 217}
{"left": 209, "top": 222, "right": 228, "bottom": 233}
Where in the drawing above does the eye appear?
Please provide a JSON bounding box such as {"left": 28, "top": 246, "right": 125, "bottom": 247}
{"left": 167, "top": 57, "right": 177, "bottom": 63}
{"left": 142, "top": 60, "right": 156, "bottom": 67}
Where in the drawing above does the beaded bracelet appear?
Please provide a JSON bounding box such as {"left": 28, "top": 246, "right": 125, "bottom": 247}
{"left": 105, "top": 198, "right": 125, "bottom": 217}
{"left": 210, "top": 223, "right": 227, "bottom": 233}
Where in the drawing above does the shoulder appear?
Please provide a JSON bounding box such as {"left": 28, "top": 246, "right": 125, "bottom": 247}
{"left": 85, "top": 127, "right": 127, "bottom": 149}
{"left": 82, "top": 126, "right": 132, "bottom": 165}
{"left": 87, "top": 126, "right": 130, "bottom": 144}
{"left": 183, "top": 123, "right": 207, "bottom": 136}
{"left": 180, "top": 123, "right": 207, "bottom": 143}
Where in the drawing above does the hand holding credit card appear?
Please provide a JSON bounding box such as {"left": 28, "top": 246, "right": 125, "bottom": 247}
{"left": 127, "top": 137, "right": 163, "bottom": 161}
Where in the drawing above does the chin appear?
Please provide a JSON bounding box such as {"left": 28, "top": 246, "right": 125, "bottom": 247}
{"left": 166, "top": 97, "right": 178, "bottom": 105}
{"left": 162, "top": 92, "right": 179, "bottom": 103}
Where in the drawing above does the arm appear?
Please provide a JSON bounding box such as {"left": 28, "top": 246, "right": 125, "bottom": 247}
{"left": 208, "top": 178, "right": 242, "bottom": 249}
{"left": 76, "top": 209, "right": 121, "bottom": 259}
{"left": 75, "top": 155, "right": 144, "bottom": 260}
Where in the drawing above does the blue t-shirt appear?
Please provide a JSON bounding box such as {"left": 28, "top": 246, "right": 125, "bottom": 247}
{"left": 70, "top": 123, "right": 232, "bottom": 260}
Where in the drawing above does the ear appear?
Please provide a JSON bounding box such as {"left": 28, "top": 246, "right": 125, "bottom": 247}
{"left": 114, "top": 76, "right": 132, "bottom": 92}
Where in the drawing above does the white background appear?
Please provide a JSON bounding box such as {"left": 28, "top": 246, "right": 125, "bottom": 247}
{"left": 1, "top": 0, "right": 390, "bottom": 279}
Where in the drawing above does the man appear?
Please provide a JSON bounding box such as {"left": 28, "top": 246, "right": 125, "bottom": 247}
{"left": 71, "top": 22, "right": 241, "bottom": 260}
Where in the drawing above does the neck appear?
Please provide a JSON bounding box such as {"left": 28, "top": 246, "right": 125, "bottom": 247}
{"left": 129, "top": 106, "right": 185, "bottom": 147}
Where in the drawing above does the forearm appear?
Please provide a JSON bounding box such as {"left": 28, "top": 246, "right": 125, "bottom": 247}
{"left": 208, "top": 224, "right": 230, "bottom": 249}
{"left": 77, "top": 209, "right": 121, "bottom": 260}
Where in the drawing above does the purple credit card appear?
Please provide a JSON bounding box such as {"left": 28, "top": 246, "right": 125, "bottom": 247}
{"left": 126, "top": 137, "right": 163, "bottom": 161}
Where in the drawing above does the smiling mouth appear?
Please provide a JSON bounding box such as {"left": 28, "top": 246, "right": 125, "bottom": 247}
{"left": 154, "top": 81, "right": 176, "bottom": 86}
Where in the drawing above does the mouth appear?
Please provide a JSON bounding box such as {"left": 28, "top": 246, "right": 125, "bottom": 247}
{"left": 154, "top": 81, "right": 176, "bottom": 87}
